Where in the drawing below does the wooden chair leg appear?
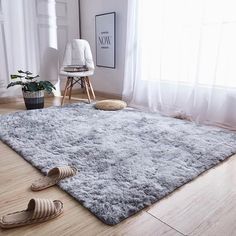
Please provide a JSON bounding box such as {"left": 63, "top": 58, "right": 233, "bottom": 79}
{"left": 69, "top": 78, "right": 73, "bottom": 100}
{"left": 61, "top": 77, "right": 70, "bottom": 106}
{"left": 83, "top": 77, "right": 91, "bottom": 103}
{"left": 81, "top": 79, "right": 85, "bottom": 94}
{"left": 86, "top": 76, "right": 96, "bottom": 100}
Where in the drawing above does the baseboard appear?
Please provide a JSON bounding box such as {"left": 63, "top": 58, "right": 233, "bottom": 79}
{"left": 63, "top": 88, "right": 83, "bottom": 95}
{"left": 94, "top": 91, "right": 122, "bottom": 100}
{"left": 59, "top": 88, "right": 122, "bottom": 100}
{"left": 0, "top": 90, "right": 122, "bottom": 104}
{"left": 0, "top": 93, "right": 54, "bottom": 104}
{"left": 0, "top": 97, "right": 23, "bottom": 104}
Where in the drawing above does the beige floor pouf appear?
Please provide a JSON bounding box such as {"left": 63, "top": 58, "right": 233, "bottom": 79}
{"left": 95, "top": 99, "right": 127, "bottom": 111}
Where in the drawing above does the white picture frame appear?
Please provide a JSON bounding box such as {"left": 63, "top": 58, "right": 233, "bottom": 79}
{"left": 95, "top": 12, "right": 116, "bottom": 68}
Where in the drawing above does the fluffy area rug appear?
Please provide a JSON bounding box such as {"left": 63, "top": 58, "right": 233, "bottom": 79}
{"left": 0, "top": 103, "right": 236, "bottom": 225}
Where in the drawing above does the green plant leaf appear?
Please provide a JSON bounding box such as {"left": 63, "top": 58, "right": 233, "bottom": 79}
{"left": 10, "top": 74, "right": 24, "bottom": 79}
{"left": 18, "top": 70, "right": 25, "bottom": 74}
{"left": 18, "top": 70, "right": 33, "bottom": 75}
{"left": 26, "top": 82, "right": 39, "bottom": 92}
{"left": 9, "top": 71, "right": 55, "bottom": 93}
{"left": 38, "top": 81, "right": 55, "bottom": 93}
{"left": 25, "top": 75, "right": 40, "bottom": 80}
{"left": 7, "top": 81, "right": 25, "bottom": 88}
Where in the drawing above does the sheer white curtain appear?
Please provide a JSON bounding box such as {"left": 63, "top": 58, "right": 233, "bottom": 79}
{"left": 123, "top": 0, "right": 236, "bottom": 130}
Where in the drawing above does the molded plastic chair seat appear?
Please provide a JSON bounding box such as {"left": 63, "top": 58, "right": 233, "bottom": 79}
{"left": 60, "top": 70, "right": 94, "bottom": 77}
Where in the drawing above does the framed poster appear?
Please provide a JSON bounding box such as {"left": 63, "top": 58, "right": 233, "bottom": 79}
{"left": 95, "top": 12, "right": 116, "bottom": 68}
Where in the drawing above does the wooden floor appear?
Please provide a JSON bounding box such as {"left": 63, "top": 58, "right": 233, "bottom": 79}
{"left": 0, "top": 95, "right": 236, "bottom": 236}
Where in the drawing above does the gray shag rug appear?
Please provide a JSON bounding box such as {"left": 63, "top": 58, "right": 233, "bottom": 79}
{"left": 0, "top": 103, "right": 236, "bottom": 225}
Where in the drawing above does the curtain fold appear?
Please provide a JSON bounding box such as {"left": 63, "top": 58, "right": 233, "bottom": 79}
{"left": 123, "top": 0, "right": 236, "bottom": 130}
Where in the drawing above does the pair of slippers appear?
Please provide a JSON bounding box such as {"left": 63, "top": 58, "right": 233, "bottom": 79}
{"left": 0, "top": 166, "right": 77, "bottom": 229}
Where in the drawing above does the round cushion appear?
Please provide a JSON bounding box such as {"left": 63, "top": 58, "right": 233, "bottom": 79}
{"left": 95, "top": 100, "right": 127, "bottom": 111}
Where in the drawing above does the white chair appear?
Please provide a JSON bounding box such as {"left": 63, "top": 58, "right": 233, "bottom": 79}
{"left": 60, "top": 39, "right": 96, "bottom": 105}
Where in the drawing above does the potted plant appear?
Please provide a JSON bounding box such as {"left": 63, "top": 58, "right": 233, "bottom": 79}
{"left": 7, "top": 70, "right": 55, "bottom": 110}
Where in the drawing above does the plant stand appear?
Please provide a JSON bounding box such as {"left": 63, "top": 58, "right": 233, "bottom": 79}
{"left": 22, "top": 90, "right": 44, "bottom": 110}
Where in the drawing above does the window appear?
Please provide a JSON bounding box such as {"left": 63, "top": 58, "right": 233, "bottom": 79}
{"left": 139, "top": 0, "right": 236, "bottom": 88}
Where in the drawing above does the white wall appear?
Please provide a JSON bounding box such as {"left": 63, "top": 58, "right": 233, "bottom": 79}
{"left": 0, "top": 0, "right": 80, "bottom": 98}
{"left": 80, "top": 0, "right": 127, "bottom": 97}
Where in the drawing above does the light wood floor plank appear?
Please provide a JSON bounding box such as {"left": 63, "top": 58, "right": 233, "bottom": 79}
{"left": 148, "top": 154, "right": 236, "bottom": 236}
{"left": 190, "top": 192, "right": 236, "bottom": 236}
